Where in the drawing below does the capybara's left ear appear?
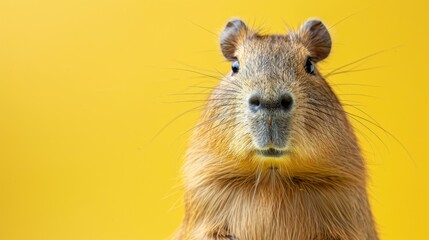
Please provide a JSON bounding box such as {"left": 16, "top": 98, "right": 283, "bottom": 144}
{"left": 296, "top": 19, "right": 332, "bottom": 62}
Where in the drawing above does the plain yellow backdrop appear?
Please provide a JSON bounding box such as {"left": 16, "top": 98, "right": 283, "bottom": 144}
{"left": 0, "top": 0, "right": 428, "bottom": 239}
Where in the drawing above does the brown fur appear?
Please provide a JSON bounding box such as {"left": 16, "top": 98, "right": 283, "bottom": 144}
{"left": 174, "top": 19, "right": 378, "bottom": 240}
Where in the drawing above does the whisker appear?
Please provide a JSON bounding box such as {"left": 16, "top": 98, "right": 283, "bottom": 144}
{"left": 303, "top": 98, "right": 411, "bottom": 160}
{"left": 328, "top": 10, "right": 364, "bottom": 30}
{"left": 167, "top": 92, "right": 212, "bottom": 96}
{"left": 337, "top": 93, "right": 376, "bottom": 99}
{"left": 344, "top": 111, "right": 414, "bottom": 164}
{"left": 330, "top": 83, "right": 380, "bottom": 88}
{"left": 303, "top": 95, "right": 389, "bottom": 148}
{"left": 168, "top": 67, "right": 223, "bottom": 81}
{"left": 189, "top": 86, "right": 240, "bottom": 93}
{"left": 168, "top": 67, "right": 243, "bottom": 91}
{"left": 173, "top": 60, "right": 224, "bottom": 75}
{"left": 345, "top": 113, "right": 389, "bottom": 150}
{"left": 325, "top": 47, "right": 401, "bottom": 78}
{"left": 184, "top": 18, "right": 218, "bottom": 37}
{"left": 197, "top": 118, "right": 241, "bottom": 140}
{"left": 326, "top": 66, "right": 386, "bottom": 77}
{"left": 161, "top": 98, "right": 238, "bottom": 104}
{"left": 150, "top": 104, "right": 207, "bottom": 143}
{"left": 173, "top": 111, "right": 241, "bottom": 143}
{"left": 342, "top": 104, "right": 381, "bottom": 126}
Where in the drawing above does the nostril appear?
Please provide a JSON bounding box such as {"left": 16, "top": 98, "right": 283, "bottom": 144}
{"left": 248, "top": 94, "right": 261, "bottom": 112}
{"left": 280, "top": 94, "right": 293, "bottom": 110}
{"left": 249, "top": 96, "right": 260, "bottom": 106}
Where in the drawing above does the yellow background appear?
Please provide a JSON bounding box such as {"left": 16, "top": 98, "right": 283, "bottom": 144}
{"left": 0, "top": 0, "right": 428, "bottom": 239}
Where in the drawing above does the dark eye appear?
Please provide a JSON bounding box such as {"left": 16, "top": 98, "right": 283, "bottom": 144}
{"left": 232, "top": 60, "right": 240, "bottom": 74}
{"left": 304, "top": 58, "right": 315, "bottom": 75}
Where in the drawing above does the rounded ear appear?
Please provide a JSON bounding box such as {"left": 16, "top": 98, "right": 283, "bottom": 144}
{"left": 220, "top": 19, "right": 250, "bottom": 61}
{"left": 297, "top": 19, "right": 332, "bottom": 62}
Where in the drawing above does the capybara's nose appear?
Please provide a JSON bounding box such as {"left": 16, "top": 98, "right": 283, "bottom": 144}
{"left": 248, "top": 92, "right": 293, "bottom": 113}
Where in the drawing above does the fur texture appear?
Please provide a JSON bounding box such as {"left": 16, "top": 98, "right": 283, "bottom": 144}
{"left": 174, "top": 19, "right": 378, "bottom": 240}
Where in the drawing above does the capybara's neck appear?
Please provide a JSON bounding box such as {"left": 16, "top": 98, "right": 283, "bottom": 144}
{"left": 181, "top": 155, "right": 376, "bottom": 240}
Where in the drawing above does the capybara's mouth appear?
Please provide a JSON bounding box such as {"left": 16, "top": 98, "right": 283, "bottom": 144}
{"left": 256, "top": 148, "right": 287, "bottom": 158}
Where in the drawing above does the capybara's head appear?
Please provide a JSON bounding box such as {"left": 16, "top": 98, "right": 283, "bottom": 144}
{"left": 193, "top": 19, "right": 360, "bottom": 173}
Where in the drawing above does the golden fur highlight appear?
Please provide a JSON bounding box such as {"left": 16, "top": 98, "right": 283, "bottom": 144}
{"left": 174, "top": 19, "right": 378, "bottom": 240}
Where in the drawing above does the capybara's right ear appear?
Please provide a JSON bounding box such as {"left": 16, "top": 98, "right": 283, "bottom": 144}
{"left": 220, "top": 19, "right": 250, "bottom": 61}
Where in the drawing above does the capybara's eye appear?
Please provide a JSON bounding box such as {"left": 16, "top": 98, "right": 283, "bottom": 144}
{"left": 304, "top": 58, "right": 315, "bottom": 75}
{"left": 232, "top": 60, "right": 240, "bottom": 74}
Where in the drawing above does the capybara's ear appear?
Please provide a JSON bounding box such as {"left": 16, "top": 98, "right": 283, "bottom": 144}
{"left": 220, "top": 19, "right": 251, "bottom": 61}
{"left": 296, "top": 19, "right": 332, "bottom": 62}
